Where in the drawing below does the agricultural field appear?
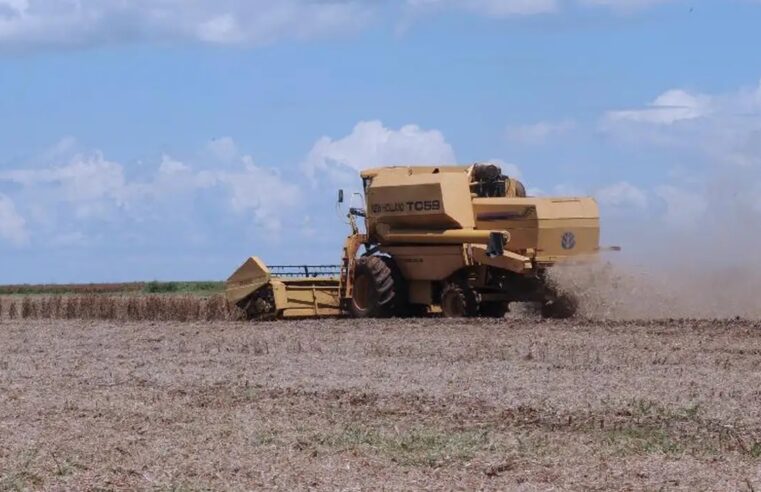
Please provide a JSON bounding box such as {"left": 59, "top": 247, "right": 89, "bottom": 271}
{"left": 2, "top": 313, "right": 761, "bottom": 490}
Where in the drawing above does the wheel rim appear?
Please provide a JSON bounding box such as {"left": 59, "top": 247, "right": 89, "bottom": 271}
{"left": 352, "top": 274, "right": 373, "bottom": 311}
{"left": 442, "top": 292, "right": 465, "bottom": 317}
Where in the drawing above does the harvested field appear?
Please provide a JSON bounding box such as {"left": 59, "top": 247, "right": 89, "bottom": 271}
{"left": 2, "top": 317, "right": 761, "bottom": 490}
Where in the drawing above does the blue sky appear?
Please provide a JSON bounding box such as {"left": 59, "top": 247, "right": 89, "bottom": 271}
{"left": 1, "top": 0, "right": 761, "bottom": 283}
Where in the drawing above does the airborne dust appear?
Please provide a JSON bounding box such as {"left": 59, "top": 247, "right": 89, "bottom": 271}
{"left": 549, "top": 179, "right": 761, "bottom": 320}
{"left": 549, "top": 260, "right": 761, "bottom": 320}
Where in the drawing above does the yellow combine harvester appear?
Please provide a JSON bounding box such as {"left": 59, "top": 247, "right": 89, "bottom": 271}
{"left": 226, "top": 163, "right": 602, "bottom": 319}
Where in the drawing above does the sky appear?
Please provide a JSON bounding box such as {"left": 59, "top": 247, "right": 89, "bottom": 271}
{"left": 1, "top": 0, "right": 761, "bottom": 283}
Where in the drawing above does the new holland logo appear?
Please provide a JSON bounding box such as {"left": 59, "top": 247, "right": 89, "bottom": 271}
{"left": 561, "top": 232, "right": 576, "bottom": 250}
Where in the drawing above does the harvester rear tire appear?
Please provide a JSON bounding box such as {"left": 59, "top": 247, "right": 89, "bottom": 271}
{"left": 440, "top": 283, "right": 479, "bottom": 318}
{"left": 480, "top": 301, "right": 509, "bottom": 319}
{"left": 349, "top": 256, "right": 402, "bottom": 318}
{"left": 541, "top": 294, "right": 578, "bottom": 319}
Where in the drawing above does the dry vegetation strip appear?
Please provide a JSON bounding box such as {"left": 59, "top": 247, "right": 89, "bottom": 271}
{"left": 2, "top": 317, "right": 761, "bottom": 490}
{"left": 0, "top": 281, "right": 224, "bottom": 296}
{"left": 0, "top": 283, "right": 146, "bottom": 295}
{"left": 0, "top": 295, "right": 242, "bottom": 322}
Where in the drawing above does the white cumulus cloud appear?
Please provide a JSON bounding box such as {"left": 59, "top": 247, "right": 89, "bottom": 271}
{"left": 0, "top": 0, "right": 372, "bottom": 48}
{"left": 596, "top": 181, "right": 648, "bottom": 210}
{"left": 601, "top": 80, "right": 761, "bottom": 170}
{"left": 0, "top": 151, "right": 128, "bottom": 220}
{"left": 600, "top": 79, "right": 761, "bottom": 229}
{"left": 578, "top": 0, "right": 677, "bottom": 12}
{"left": 505, "top": 120, "right": 575, "bottom": 144}
{"left": 606, "top": 89, "right": 712, "bottom": 125}
{"left": 217, "top": 155, "right": 301, "bottom": 232}
{"left": 406, "top": 0, "right": 559, "bottom": 16}
{"left": 655, "top": 185, "right": 707, "bottom": 227}
{"left": 206, "top": 136, "right": 240, "bottom": 162}
{"left": 0, "top": 0, "right": 689, "bottom": 50}
{"left": 304, "top": 120, "right": 457, "bottom": 183}
{"left": 0, "top": 193, "right": 28, "bottom": 246}
{"left": 0, "top": 138, "right": 304, "bottom": 242}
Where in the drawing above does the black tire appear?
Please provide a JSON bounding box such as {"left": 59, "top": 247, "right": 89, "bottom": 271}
{"left": 349, "top": 256, "right": 403, "bottom": 318}
{"left": 404, "top": 304, "right": 430, "bottom": 318}
{"left": 541, "top": 293, "right": 578, "bottom": 319}
{"left": 440, "top": 283, "right": 479, "bottom": 318}
{"left": 480, "top": 301, "right": 509, "bottom": 319}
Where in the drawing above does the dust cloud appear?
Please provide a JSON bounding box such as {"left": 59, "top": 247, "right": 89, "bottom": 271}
{"left": 550, "top": 170, "right": 761, "bottom": 320}
{"left": 549, "top": 260, "right": 761, "bottom": 320}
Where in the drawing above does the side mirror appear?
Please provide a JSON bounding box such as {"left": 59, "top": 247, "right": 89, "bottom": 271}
{"left": 338, "top": 189, "right": 344, "bottom": 204}
{"left": 486, "top": 231, "right": 506, "bottom": 258}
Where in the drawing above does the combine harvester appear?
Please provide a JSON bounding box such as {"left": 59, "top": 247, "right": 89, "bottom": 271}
{"left": 226, "top": 163, "right": 603, "bottom": 320}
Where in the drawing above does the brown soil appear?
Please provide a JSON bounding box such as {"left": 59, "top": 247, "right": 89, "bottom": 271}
{"left": 2, "top": 318, "right": 761, "bottom": 490}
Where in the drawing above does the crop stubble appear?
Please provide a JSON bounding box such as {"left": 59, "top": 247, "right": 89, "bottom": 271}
{"left": 2, "top": 317, "right": 761, "bottom": 490}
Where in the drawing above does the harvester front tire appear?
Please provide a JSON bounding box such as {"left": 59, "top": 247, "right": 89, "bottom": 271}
{"left": 349, "top": 256, "right": 401, "bottom": 318}
{"left": 440, "top": 283, "right": 479, "bottom": 318}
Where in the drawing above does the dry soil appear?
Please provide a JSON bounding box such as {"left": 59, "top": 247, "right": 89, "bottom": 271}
{"left": 2, "top": 317, "right": 761, "bottom": 491}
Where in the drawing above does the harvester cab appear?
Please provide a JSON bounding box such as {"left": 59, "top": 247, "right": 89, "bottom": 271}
{"left": 226, "top": 163, "right": 601, "bottom": 320}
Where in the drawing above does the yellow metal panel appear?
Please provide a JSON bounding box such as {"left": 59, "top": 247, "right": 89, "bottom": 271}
{"left": 408, "top": 280, "right": 433, "bottom": 305}
{"left": 276, "top": 281, "right": 341, "bottom": 318}
{"left": 470, "top": 245, "right": 532, "bottom": 274}
{"left": 271, "top": 280, "right": 288, "bottom": 308}
{"left": 226, "top": 257, "right": 343, "bottom": 318}
{"left": 367, "top": 170, "right": 475, "bottom": 231}
{"left": 361, "top": 165, "right": 467, "bottom": 179}
{"left": 472, "top": 197, "right": 600, "bottom": 259}
{"left": 225, "top": 256, "right": 271, "bottom": 305}
{"left": 375, "top": 224, "right": 509, "bottom": 246}
{"left": 535, "top": 218, "right": 600, "bottom": 259}
{"left": 282, "top": 307, "right": 343, "bottom": 318}
{"left": 382, "top": 245, "right": 466, "bottom": 281}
